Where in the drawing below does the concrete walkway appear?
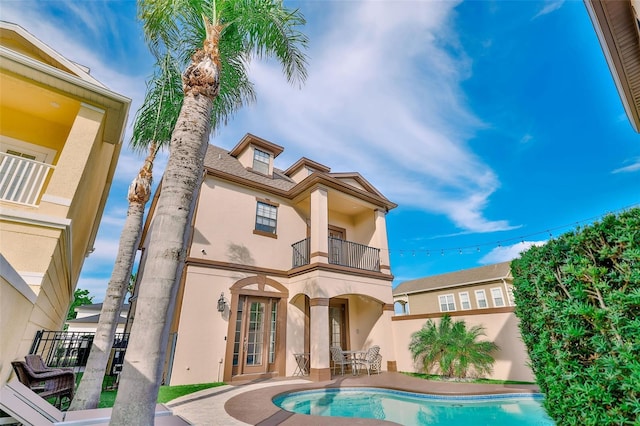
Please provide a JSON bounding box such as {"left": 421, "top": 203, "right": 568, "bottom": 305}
{"left": 166, "top": 373, "right": 540, "bottom": 426}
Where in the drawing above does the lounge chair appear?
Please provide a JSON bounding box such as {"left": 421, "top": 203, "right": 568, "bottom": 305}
{"left": 0, "top": 379, "right": 191, "bottom": 425}
{"left": 354, "top": 345, "right": 381, "bottom": 375}
{"left": 329, "top": 346, "right": 351, "bottom": 376}
{"left": 11, "top": 361, "right": 75, "bottom": 409}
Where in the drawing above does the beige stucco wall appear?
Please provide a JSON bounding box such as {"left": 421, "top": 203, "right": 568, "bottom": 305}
{"left": 169, "top": 266, "right": 238, "bottom": 385}
{"left": 192, "top": 178, "right": 307, "bottom": 271}
{"left": 391, "top": 311, "right": 535, "bottom": 382}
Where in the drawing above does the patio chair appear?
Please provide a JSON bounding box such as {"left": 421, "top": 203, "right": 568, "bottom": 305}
{"left": 25, "top": 354, "right": 73, "bottom": 374}
{"left": 0, "top": 379, "right": 190, "bottom": 425}
{"left": 329, "top": 346, "right": 351, "bottom": 376}
{"left": 11, "top": 361, "right": 75, "bottom": 409}
{"left": 354, "top": 345, "right": 381, "bottom": 376}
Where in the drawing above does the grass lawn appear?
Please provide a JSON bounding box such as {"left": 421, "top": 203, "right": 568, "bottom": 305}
{"left": 92, "top": 383, "right": 225, "bottom": 408}
{"left": 401, "top": 372, "right": 536, "bottom": 385}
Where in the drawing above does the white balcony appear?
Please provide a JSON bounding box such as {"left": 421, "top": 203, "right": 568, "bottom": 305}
{"left": 0, "top": 152, "right": 54, "bottom": 206}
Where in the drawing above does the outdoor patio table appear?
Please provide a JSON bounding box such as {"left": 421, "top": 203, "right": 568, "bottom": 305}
{"left": 341, "top": 350, "right": 366, "bottom": 376}
{"left": 293, "top": 353, "right": 310, "bottom": 376}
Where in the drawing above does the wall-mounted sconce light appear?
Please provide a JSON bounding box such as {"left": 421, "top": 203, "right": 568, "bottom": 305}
{"left": 217, "top": 293, "right": 226, "bottom": 312}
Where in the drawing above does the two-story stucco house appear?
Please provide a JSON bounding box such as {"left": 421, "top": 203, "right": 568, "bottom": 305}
{"left": 133, "top": 133, "right": 397, "bottom": 385}
{"left": 0, "top": 21, "right": 130, "bottom": 385}
{"left": 390, "top": 262, "right": 535, "bottom": 382}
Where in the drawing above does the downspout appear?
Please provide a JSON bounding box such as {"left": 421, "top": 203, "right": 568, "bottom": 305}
{"left": 502, "top": 279, "right": 512, "bottom": 306}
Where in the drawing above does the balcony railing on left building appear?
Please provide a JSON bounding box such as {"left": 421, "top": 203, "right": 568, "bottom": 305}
{"left": 291, "top": 236, "right": 381, "bottom": 272}
{"left": 0, "top": 152, "right": 54, "bottom": 206}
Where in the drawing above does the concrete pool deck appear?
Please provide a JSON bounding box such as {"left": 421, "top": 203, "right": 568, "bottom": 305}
{"left": 166, "top": 372, "right": 540, "bottom": 425}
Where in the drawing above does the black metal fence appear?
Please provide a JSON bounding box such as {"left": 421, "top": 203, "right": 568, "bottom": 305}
{"left": 30, "top": 330, "right": 129, "bottom": 376}
{"left": 291, "top": 237, "right": 381, "bottom": 272}
{"left": 292, "top": 237, "right": 310, "bottom": 268}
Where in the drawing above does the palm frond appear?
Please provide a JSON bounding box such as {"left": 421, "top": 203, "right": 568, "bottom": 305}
{"left": 130, "top": 52, "right": 184, "bottom": 153}
{"left": 219, "top": 0, "right": 308, "bottom": 87}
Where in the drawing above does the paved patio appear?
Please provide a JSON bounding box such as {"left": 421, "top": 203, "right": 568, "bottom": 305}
{"left": 166, "top": 372, "right": 540, "bottom": 425}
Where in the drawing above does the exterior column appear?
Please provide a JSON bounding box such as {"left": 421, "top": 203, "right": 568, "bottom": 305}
{"left": 381, "top": 304, "right": 398, "bottom": 372}
{"left": 40, "top": 103, "right": 105, "bottom": 216}
{"left": 373, "top": 209, "right": 391, "bottom": 274}
{"left": 309, "top": 297, "right": 331, "bottom": 381}
{"left": 309, "top": 187, "right": 328, "bottom": 264}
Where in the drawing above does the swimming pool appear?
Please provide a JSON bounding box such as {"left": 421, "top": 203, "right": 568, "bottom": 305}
{"left": 273, "top": 387, "right": 555, "bottom": 425}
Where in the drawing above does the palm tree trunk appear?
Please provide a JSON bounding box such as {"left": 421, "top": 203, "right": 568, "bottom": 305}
{"left": 110, "top": 92, "right": 213, "bottom": 425}
{"left": 70, "top": 148, "right": 155, "bottom": 410}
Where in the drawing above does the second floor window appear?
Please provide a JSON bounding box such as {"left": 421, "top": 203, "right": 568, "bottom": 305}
{"left": 255, "top": 201, "right": 277, "bottom": 234}
{"left": 458, "top": 292, "right": 471, "bottom": 310}
{"left": 253, "top": 149, "right": 270, "bottom": 175}
{"left": 491, "top": 287, "right": 505, "bottom": 307}
{"left": 475, "top": 290, "right": 488, "bottom": 308}
{"left": 439, "top": 294, "right": 456, "bottom": 312}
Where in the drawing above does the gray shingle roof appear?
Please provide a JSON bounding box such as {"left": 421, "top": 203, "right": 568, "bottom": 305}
{"left": 204, "top": 145, "right": 296, "bottom": 192}
{"left": 393, "top": 261, "right": 512, "bottom": 295}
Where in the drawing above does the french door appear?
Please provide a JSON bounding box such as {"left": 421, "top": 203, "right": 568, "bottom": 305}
{"left": 232, "top": 296, "right": 278, "bottom": 376}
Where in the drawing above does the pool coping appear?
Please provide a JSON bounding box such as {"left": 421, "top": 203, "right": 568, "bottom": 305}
{"left": 223, "top": 372, "right": 541, "bottom": 425}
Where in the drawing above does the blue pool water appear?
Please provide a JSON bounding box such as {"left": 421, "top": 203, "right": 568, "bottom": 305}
{"left": 273, "top": 387, "right": 555, "bottom": 425}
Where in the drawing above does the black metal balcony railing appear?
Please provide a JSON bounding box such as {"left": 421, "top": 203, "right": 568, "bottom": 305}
{"left": 292, "top": 237, "right": 310, "bottom": 268}
{"left": 291, "top": 237, "right": 380, "bottom": 272}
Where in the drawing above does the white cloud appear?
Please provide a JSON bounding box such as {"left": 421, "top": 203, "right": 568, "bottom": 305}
{"left": 612, "top": 158, "right": 640, "bottom": 174}
{"left": 532, "top": 1, "right": 565, "bottom": 20}
{"left": 225, "top": 1, "right": 511, "bottom": 233}
{"left": 479, "top": 240, "right": 546, "bottom": 264}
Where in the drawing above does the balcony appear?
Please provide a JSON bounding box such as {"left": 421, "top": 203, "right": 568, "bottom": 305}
{"left": 0, "top": 152, "right": 54, "bottom": 206}
{"left": 292, "top": 236, "right": 381, "bottom": 272}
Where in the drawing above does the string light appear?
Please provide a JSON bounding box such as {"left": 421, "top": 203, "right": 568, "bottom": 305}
{"left": 384, "top": 203, "right": 638, "bottom": 258}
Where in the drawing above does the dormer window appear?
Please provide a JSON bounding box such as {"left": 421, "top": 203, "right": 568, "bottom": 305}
{"left": 253, "top": 148, "right": 271, "bottom": 175}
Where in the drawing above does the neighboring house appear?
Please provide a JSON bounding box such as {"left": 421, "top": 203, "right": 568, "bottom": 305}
{"left": 133, "top": 133, "right": 397, "bottom": 385}
{"left": 391, "top": 262, "right": 535, "bottom": 382}
{"left": 586, "top": 0, "right": 640, "bottom": 132}
{"left": 0, "top": 21, "right": 130, "bottom": 385}
{"left": 65, "top": 303, "right": 129, "bottom": 333}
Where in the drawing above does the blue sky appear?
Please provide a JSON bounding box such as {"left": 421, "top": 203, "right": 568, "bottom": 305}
{"left": 3, "top": 1, "right": 638, "bottom": 302}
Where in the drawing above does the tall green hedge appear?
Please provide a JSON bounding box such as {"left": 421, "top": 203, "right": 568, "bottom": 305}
{"left": 511, "top": 208, "right": 640, "bottom": 425}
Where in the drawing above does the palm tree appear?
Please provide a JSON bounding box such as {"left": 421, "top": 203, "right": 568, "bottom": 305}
{"left": 69, "top": 54, "right": 183, "bottom": 411}
{"left": 109, "top": 1, "right": 307, "bottom": 423}
{"left": 409, "top": 315, "right": 498, "bottom": 379}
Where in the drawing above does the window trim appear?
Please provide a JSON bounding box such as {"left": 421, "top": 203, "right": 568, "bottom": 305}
{"left": 475, "top": 289, "right": 488, "bottom": 309}
{"left": 252, "top": 148, "right": 271, "bottom": 175}
{"left": 254, "top": 200, "right": 278, "bottom": 237}
{"left": 458, "top": 291, "right": 471, "bottom": 310}
{"left": 438, "top": 293, "right": 456, "bottom": 312}
{"left": 491, "top": 287, "right": 505, "bottom": 307}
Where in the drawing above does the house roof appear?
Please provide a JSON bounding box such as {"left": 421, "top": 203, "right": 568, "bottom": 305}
{"left": 393, "top": 261, "right": 512, "bottom": 296}
{"left": 229, "top": 133, "right": 284, "bottom": 158}
{"left": 203, "top": 143, "right": 397, "bottom": 210}
{"left": 284, "top": 157, "right": 331, "bottom": 176}
{"left": 1, "top": 21, "right": 104, "bottom": 87}
{"left": 586, "top": 0, "right": 640, "bottom": 132}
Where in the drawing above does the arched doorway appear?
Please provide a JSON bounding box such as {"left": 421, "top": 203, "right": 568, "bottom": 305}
{"left": 223, "top": 276, "right": 288, "bottom": 381}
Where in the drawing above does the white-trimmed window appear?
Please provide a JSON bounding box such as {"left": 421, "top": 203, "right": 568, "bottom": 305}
{"left": 255, "top": 201, "right": 277, "bottom": 234}
{"left": 475, "top": 290, "right": 488, "bottom": 309}
{"left": 438, "top": 294, "right": 456, "bottom": 312}
{"left": 458, "top": 292, "right": 471, "bottom": 310}
{"left": 253, "top": 148, "right": 270, "bottom": 175}
{"left": 491, "top": 287, "right": 505, "bottom": 307}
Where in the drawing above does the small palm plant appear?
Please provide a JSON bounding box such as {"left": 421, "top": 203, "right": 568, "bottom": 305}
{"left": 409, "top": 314, "right": 498, "bottom": 379}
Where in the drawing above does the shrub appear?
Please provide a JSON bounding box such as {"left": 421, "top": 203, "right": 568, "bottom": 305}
{"left": 512, "top": 208, "right": 640, "bottom": 425}
{"left": 409, "top": 314, "right": 498, "bottom": 379}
